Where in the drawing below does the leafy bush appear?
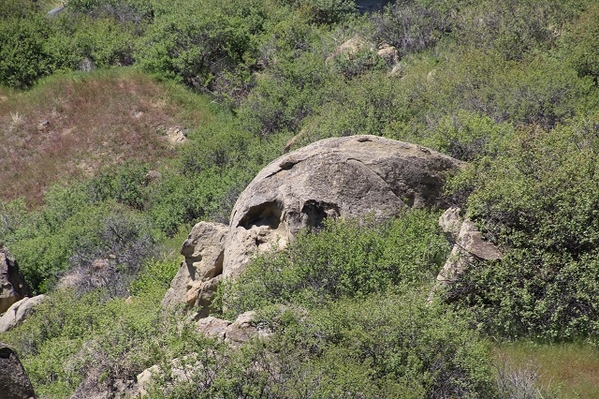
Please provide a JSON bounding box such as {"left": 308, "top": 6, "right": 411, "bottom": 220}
{"left": 86, "top": 163, "right": 151, "bottom": 210}
{"left": 298, "top": 0, "right": 356, "bottom": 25}
{"left": 67, "top": 0, "right": 154, "bottom": 23}
{"left": 223, "top": 209, "right": 450, "bottom": 314}
{"left": 454, "top": 0, "right": 581, "bottom": 61}
{"left": 448, "top": 117, "right": 599, "bottom": 341}
{"left": 159, "top": 294, "right": 498, "bottom": 399}
{"left": 48, "top": 15, "right": 138, "bottom": 70}
{"left": 2, "top": 288, "right": 174, "bottom": 399}
{"left": 7, "top": 184, "right": 158, "bottom": 294}
{"left": 562, "top": 2, "right": 599, "bottom": 85}
{"left": 136, "top": 0, "right": 266, "bottom": 99}
{"left": 0, "top": 14, "right": 53, "bottom": 89}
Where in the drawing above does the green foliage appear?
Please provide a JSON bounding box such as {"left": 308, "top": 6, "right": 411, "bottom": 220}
{"left": 2, "top": 288, "right": 171, "bottom": 399}
{"left": 129, "top": 256, "right": 179, "bottom": 296}
{"left": 86, "top": 163, "right": 151, "bottom": 210}
{"left": 421, "top": 110, "right": 514, "bottom": 162}
{"left": 159, "top": 294, "right": 498, "bottom": 399}
{"left": 297, "top": 0, "right": 356, "bottom": 25}
{"left": 67, "top": 0, "right": 154, "bottom": 23}
{"left": 223, "top": 209, "right": 450, "bottom": 314}
{"left": 0, "top": 14, "right": 53, "bottom": 89}
{"left": 7, "top": 185, "right": 158, "bottom": 294}
{"left": 371, "top": 0, "right": 454, "bottom": 57}
{"left": 48, "top": 14, "right": 138, "bottom": 70}
{"left": 136, "top": 0, "right": 266, "bottom": 98}
{"left": 448, "top": 117, "right": 599, "bottom": 341}
{"left": 562, "top": 2, "right": 599, "bottom": 85}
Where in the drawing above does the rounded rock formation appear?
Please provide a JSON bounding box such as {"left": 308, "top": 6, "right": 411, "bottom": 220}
{"left": 224, "top": 135, "right": 464, "bottom": 278}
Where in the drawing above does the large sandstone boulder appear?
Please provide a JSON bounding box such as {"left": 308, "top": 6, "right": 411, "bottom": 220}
{"left": 0, "top": 342, "right": 36, "bottom": 399}
{"left": 166, "top": 135, "right": 464, "bottom": 314}
{"left": 0, "top": 249, "right": 31, "bottom": 315}
{"left": 225, "top": 135, "right": 464, "bottom": 278}
{"left": 0, "top": 295, "right": 46, "bottom": 333}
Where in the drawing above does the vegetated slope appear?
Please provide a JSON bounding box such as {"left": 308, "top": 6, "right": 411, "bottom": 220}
{"left": 3, "top": 0, "right": 599, "bottom": 398}
{"left": 0, "top": 69, "right": 209, "bottom": 206}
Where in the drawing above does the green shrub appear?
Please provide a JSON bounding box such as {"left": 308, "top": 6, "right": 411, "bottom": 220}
{"left": 162, "top": 294, "right": 498, "bottom": 399}
{"left": 136, "top": 0, "right": 265, "bottom": 99}
{"left": 371, "top": 0, "right": 454, "bottom": 57}
{"left": 3, "top": 288, "right": 172, "bottom": 399}
{"left": 86, "top": 163, "right": 151, "bottom": 210}
{"left": 0, "top": 14, "right": 53, "bottom": 89}
{"left": 67, "top": 0, "right": 154, "bottom": 23}
{"left": 48, "top": 15, "right": 138, "bottom": 70}
{"left": 448, "top": 116, "right": 599, "bottom": 341}
{"left": 223, "top": 209, "right": 450, "bottom": 314}
{"left": 562, "top": 2, "right": 599, "bottom": 85}
{"left": 7, "top": 183, "right": 158, "bottom": 294}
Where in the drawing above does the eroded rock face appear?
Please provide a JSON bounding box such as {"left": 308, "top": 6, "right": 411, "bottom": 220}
{"left": 436, "top": 207, "right": 502, "bottom": 286}
{"left": 162, "top": 222, "right": 228, "bottom": 315}
{"left": 0, "top": 295, "right": 46, "bottom": 333}
{"left": 225, "top": 135, "right": 464, "bottom": 278}
{"left": 0, "top": 249, "right": 31, "bottom": 315}
{"left": 0, "top": 342, "right": 36, "bottom": 399}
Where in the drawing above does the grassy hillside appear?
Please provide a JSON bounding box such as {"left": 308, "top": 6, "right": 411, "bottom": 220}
{"left": 2, "top": 0, "right": 599, "bottom": 397}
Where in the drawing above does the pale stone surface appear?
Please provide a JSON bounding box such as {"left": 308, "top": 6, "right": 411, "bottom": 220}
{"left": 0, "top": 342, "right": 36, "bottom": 399}
{"left": 162, "top": 222, "right": 227, "bottom": 310}
{"left": 225, "top": 135, "right": 464, "bottom": 278}
{"left": 196, "top": 311, "right": 270, "bottom": 347}
{"left": 436, "top": 207, "right": 502, "bottom": 286}
{"left": 325, "top": 36, "right": 375, "bottom": 64}
{"left": 0, "top": 295, "right": 47, "bottom": 333}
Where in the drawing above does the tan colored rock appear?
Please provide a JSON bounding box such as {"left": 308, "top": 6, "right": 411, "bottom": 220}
{"left": 225, "top": 135, "right": 464, "bottom": 278}
{"left": 169, "top": 136, "right": 463, "bottom": 317}
{"left": 377, "top": 43, "right": 399, "bottom": 65}
{"left": 0, "top": 342, "right": 36, "bottom": 399}
{"left": 196, "top": 311, "right": 270, "bottom": 347}
{"left": 436, "top": 207, "right": 502, "bottom": 286}
{"left": 325, "top": 36, "right": 375, "bottom": 64}
{"left": 0, "top": 249, "right": 30, "bottom": 314}
{"left": 165, "top": 126, "right": 187, "bottom": 146}
{"left": 0, "top": 295, "right": 46, "bottom": 333}
{"left": 196, "top": 316, "right": 231, "bottom": 340}
{"left": 162, "top": 222, "right": 227, "bottom": 310}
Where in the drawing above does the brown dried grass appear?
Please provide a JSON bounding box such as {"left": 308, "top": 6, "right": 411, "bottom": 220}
{"left": 0, "top": 68, "right": 211, "bottom": 206}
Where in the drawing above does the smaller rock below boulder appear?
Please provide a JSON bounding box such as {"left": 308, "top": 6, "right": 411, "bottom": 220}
{"left": 435, "top": 207, "right": 502, "bottom": 287}
{"left": 0, "top": 295, "right": 47, "bottom": 333}
{"left": 0, "top": 342, "right": 36, "bottom": 399}
{"left": 0, "top": 249, "right": 31, "bottom": 315}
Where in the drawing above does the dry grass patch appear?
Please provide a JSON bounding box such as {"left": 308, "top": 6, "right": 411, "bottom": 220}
{"left": 495, "top": 341, "right": 599, "bottom": 398}
{"left": 0, "top": 68, "right": 213, "bottom": 206}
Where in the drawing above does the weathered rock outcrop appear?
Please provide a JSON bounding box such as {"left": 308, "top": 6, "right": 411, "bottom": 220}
{"left": 162, "top": 222, "right": 228, "bottom": 316}
{"left": 0, "top": 249, "right": 31, "bottom": 315}
{"left": 225, "top": 135, "right": 463, "bottom": 278}
{"left": 0, "top": 295, "right": 46, "bottom": 333}
{"left": 435, "top": 207, "right": 502, "bottom": 286}
{"left": 166, "top": 135, "right": 464, "bottom": 314}
{"left": 0, "top": 342, "right": 36, "bottom": 399}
